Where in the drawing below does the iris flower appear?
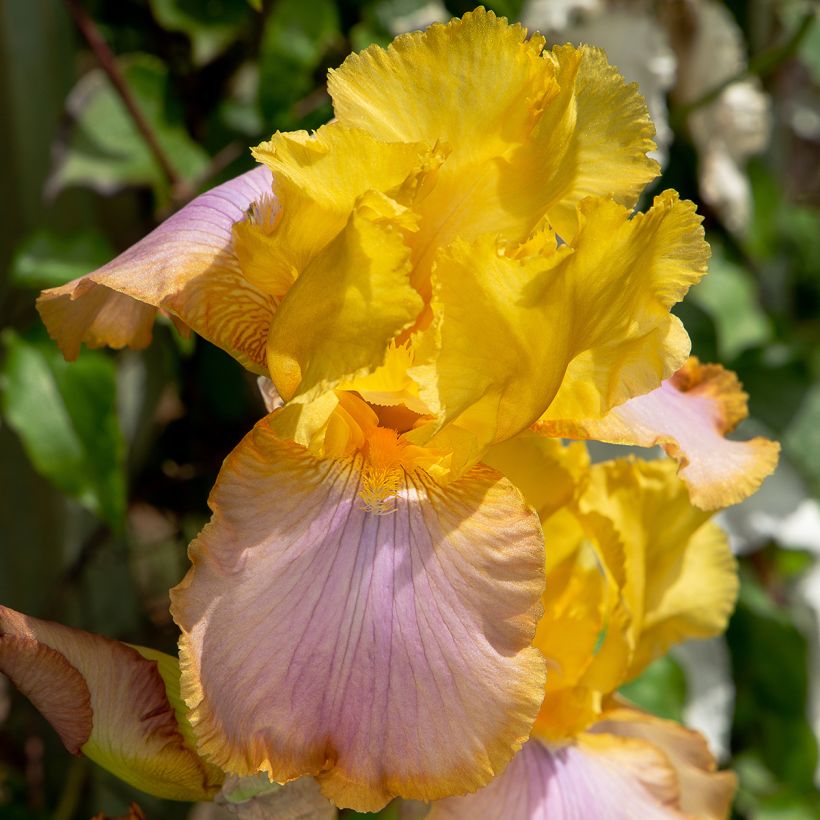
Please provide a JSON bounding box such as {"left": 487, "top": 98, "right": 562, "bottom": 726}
{"left": 430, "top": 441, "right": 739, "bottom": 818}
{"left": 0, "top": 606, "right": 223, "bottom": 802}
{"left": 21, "top": 8, "right": 777, "bottom": 811}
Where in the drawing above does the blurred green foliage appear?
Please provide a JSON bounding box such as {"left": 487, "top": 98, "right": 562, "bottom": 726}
{"left": 0, "top": 0, "right": 818, "bottom": 817}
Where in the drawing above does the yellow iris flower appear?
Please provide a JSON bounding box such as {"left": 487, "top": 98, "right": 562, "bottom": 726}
{"left": 15, "top": 7, "right": 778, "bottom": 812}
{"left": 432, "top": 444, "right": 738, "bottom": 818}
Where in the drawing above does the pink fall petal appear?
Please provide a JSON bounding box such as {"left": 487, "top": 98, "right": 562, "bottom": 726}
{"left": 429, "top": 734, "right": 682, "bottom": 820}
{"left": 37, "top": 167, "right": 276, "bottom": 371}
{"left": 537, "top": 359, "right": 779, "bottom": 509}
{"left": 171, "top": 417, "right": 547, "bottom": 812}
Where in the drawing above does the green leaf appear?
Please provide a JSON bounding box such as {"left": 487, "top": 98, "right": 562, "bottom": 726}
{"left": 257, "top": 0, "right": 340, "bottom": 128}
{"left": 784, "top": 381, "right": 820, "bottom": 497}
{"left": 0, "top": 330, "right": 126, "bottom": 530}
{"left": 49, "top": 54, "right": 210, "bottom": 202}
{"left": 9, "top": 228, "right": 114, "bottom": 290}
{"left": 619, "top": 655, "right": 687, "bottom": 721}
{"left": 728, "top": 573, "right": 818, "bottom": 792}
{"left": 149, "top": 0, "right": 251, "bottom": 65}
{"left": 690, "top": 243, "right": 772, "bottom": 360}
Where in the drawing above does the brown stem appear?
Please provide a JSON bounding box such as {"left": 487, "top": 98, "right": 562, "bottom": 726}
{"left": 62, "top": 0, "right": 182, "bottom": 189}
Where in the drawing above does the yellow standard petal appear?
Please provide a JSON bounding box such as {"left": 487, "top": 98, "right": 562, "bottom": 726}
{"left": 579, "top": 458, "right": 739, "bottom": 680}
{"left": 247, "top": 123, "right": 431, "bottom": 295}
{"left": 407, "top": 190, "right": 708, "bottom": 478}
{"left": 540, "top": 191, "right": 709, "bottom": 423}
{"left": 328, "top": 9, "right": 552, "bottom": 168}
{"left": 520, "top": 44, "right": 660, "bottom": 241}
{"left": 265, "top": 189, "right": 423, "bottom": 402}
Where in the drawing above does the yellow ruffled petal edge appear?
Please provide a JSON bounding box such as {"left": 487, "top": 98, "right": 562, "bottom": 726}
{"left": 248, "top": 123, "right": 430, "bottom": 298}
{"left": 537, "top": 357, "right": 780, "bottom": 509}
{"left": 407, "top": 190, "right": 707, "bottom": 482}
{"left": 487, "top": 438, "right": 738, "bottom": 742}
{"left": 328, "top": 9, "right": 659, "bottom": 242}
{"left": 577, "top": 458, "right": 739, "bottom": 681}
{"left": 0, "top": 605, "right": 222, "bottom": 801}
{"left": 328, "top": 8, "right": 550, "bottom": 166}
{"left": 529, "top": 43, "right": 660, "bottom": 241}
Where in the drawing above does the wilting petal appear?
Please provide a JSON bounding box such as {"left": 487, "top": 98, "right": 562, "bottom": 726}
{"left": 37, "top": 167, "right": 276, "bottom": 370}
{"left": 266, "top": 190, "right": 423, "bottom": 402}
{"left": 579, "top": 459, "right": 738, "bottom": 679}
{"left": 0, "top": 606, "right": 222, "bottom": 801}
{"left": 409, "top": 191, "right": 706, "bottom": 476}
{"left": 428, "top": 732, "right": 682, "bottom": 820}
{"left": 217, "top": 775, "right": 336, "bottom": 820}
{"left": 171, "top": 418, "right": 546, "bottom": 811}
{"left": 592, "top": 707, "right": 737, "bottom": 819}
{"left": 539, "top": 358, "right": 780, "bottom": 509}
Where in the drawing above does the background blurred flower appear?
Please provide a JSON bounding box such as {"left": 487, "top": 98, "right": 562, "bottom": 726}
{"left": 523, "top": 0, "right": 772, "bottom": 234}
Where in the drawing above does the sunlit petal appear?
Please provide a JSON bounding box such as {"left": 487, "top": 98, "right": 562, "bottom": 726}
{"left": 248, "top": 124, "right": 431, "bottom": 295}
{"left": 591, "top": 707, "right": 737, "bottom": 819}
{"left": 539, "top": 358, "right": 779, "bottom": 508}
{"left": 408, "top": 191, "right": 707, "bottom": 477}
{"left": 37, "top": 168, "right": 276, "bottom": 370}
{"left": 171, "top": 418, "right": 546, "bottom": 811}
{"left": 578, "top": 459, "right": 739, "bottom": 679}
{"left": 328, "top": 9, "right": 552, "bottom": 167}
{"left": 527, "top": 44, "right": 659, "bottom": 240}
{"left": 266, "top": 190, "right": 423, "bottom": 402}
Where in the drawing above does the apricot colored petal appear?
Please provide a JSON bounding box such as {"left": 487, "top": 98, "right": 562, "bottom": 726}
{"left": 328, "top": 9, "right": 553, "bottom": 168}
{"left": 428, "top": 733, "right": 682, "bottom": 820}
{"left": 266, "top": 191, "right": 423, "bottom": 402}
{"left": 0, "top": 606, "right": 222, "bottom": 801}
{"left": 37, "top": 168, "right": 276, "bottom": 370}
{"left": 592, "top": 708, "right": 737, "bottom": 819}
{"left": 539, "top": 358, "right": 780, "bottom": 509}
{"left": 170, "top": 418, "right": 546, "bottom": 811}
{"left": 249, "top": 124, "right": 430, "bottom": 291}
{"left": 580, "top": 459, "right": 739, "bottom": 679}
